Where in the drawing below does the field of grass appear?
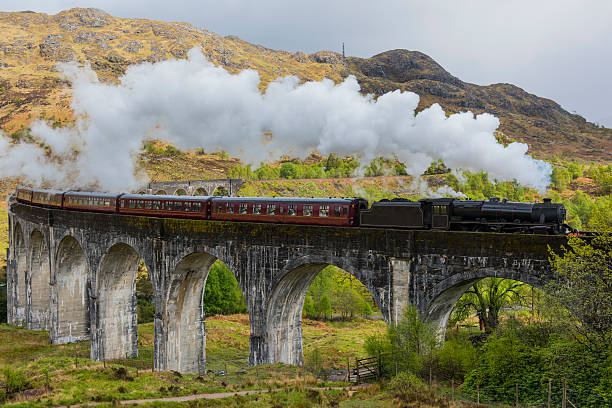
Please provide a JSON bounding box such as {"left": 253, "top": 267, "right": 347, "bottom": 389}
{"left": 0, "top": 315, "right": 389, "bottom": 406}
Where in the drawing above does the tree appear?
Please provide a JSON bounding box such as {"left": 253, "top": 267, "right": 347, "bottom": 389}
{"left": 547, "top": 216, "right": 612, "bottom": 355}
{"left": 279, "top": 162, "right": 300, "bottom": 179}
{"left": 389, "top": 305, "right": 438, "bottom": 374}
{"left": 203, "top": 261, "right": 246, "bottom": 316}
{"left": 315, "top": 295, "right": 332, "bottom": 320}
{"left": 333, "top": 286, "right": 363, "bottom": 319}
{"left": 551, "top": 166, "right": 571, "bottom": 191}
{"left": 452, "top": 278, "right": 526, "bottom": 333}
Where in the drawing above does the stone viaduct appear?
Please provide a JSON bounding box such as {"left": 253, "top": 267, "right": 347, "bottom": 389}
{"left": 6, "top": 200, "right": 566, "bottom": 373}
{"left": 138, "top": 179, "right": 244, "bottom": 196}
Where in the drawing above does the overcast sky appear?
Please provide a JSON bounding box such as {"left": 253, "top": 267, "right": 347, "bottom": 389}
{"left": 3, "top": 0, "right": 612, "bottom": 127}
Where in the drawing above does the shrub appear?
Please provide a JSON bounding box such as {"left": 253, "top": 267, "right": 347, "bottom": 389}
{"left": 2, "top": 367, "right": 29, "bottom": 394}
{"left": 551, "top": 166, "right": 571, "bottom": 191}
{"left": 389, "top": 371, "right": 446, "bottom": 407}
{"left": 590, "top": 165, "right": 612, "bottom": 194}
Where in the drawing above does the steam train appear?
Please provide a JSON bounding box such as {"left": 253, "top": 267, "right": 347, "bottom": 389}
{"left": 15, "top": 186, "right": 572, "bottom": 234}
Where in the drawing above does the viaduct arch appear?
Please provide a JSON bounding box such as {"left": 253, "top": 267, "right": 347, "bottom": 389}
{"left": 6, "top": 200, "right": 566, "bottom": 373}
{"left": 142, "top": 179, "right": 244, "bottom": 197}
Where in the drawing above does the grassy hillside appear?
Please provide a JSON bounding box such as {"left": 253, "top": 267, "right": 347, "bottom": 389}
{"left": 0, "top": 8, "right": 611, "bottom": 161}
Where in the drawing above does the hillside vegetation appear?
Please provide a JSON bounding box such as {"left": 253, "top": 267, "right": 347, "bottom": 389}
{"left": 0, "top": 8, "right": 611, "bottom": 161}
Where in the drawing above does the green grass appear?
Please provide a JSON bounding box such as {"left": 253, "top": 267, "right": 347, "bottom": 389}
{"left": 0, "top": 315, "right": 389, "bottom": 406}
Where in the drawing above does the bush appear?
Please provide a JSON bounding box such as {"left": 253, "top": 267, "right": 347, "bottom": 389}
{"left": 137, "top": 299, "right": 155, "bottom": 323}
{"left": 2, "top": 367, "right": 29, "bottom": 394}
{"left": 306, "top": 347, "right": 323, "bottom": 372}
{"left": 389, "top": 371, "right": 446, "bottom": 407}
{"left": 590, "top": 165, "right": 612, "bottom": 194}
{"left": 436, "top": 339, "right": 477, "bottom": 382}
{"left": 424, "top": 159, "right": 450, "bottom": 175}
{"left": 551, "top": 166, "right": 571, "bottom": 191}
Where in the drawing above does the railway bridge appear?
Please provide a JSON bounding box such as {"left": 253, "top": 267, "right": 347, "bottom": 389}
{"left": 139, "top": 179, "right": 244, "bottom": 196}
{"left": 6, "top": 200, "right": 566, "bottom": 373}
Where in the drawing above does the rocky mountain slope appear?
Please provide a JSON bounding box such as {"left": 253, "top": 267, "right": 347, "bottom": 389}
{"left": 0, "top": 8, "right": 610, "bottom": 161}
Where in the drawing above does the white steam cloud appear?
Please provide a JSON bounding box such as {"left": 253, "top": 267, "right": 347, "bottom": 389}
{"left": 0, "top": 48, "right": 552, "bottom": 193}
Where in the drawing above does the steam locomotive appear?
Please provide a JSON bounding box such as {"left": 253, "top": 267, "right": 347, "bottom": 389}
{"left": 15, "top": 186, "right": 572, "bottom": 235}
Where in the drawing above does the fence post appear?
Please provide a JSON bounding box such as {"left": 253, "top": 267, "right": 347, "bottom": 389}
{"left": 346, "top": 358, "right": 350, "bottom": 382}
{"left": 355, "top": 358, "right": 360, "bottom": 384}
{"left": 377, "top": 350, "right": 381, "bottom": 379}
{"left": 515, "top": 383, "right": 519, "bottom": 408}
{"left": 547, "top": 379, "right": 551, "bottom": 408}
{"left": 562, "top": 378, "right": 567, "bottom": 408}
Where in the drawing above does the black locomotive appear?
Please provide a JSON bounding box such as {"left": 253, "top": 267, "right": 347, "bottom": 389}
{"left": 359, "top": 197, "right": 571, "bottom": 234}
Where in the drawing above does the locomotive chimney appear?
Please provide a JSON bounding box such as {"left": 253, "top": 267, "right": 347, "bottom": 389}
{"left": 543, "top": 198, "right": 552, "bottom": 203}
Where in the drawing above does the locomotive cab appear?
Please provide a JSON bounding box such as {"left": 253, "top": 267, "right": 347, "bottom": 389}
{"left": 419, "top": 198, "right": 453, "bottom": 230}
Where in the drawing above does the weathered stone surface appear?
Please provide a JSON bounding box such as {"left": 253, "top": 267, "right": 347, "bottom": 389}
{"left": 7, "top": 200, "right": 566, "bottom": 373}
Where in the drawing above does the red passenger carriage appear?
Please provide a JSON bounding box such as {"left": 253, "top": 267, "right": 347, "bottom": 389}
{"left": 118, "top": 194, "right": 211, "bottom": 219}
{"left": 209, "top": 197, "right": 367, "bottom": 226}
{"left": 64, "top": 192, "right": 122, "bottom": 213}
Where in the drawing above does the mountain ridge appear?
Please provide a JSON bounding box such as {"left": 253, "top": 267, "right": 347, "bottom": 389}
{"left": 0, "top": 8, "right": 610, "bottom": 161}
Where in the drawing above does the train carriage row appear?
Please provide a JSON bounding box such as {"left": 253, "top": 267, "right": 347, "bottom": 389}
{"left": 14, "top": 186, "right": 572, "bottom": 234}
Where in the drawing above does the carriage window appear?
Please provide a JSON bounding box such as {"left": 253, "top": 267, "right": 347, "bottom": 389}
{"left": 343, "top": 206, "right": 348, "bottom": 215}
{"left": 129, "top": 200, "right": 136, "bottom": 209}
{"left": 279, "top": 205, "right": 284, "bottom": 214}
{"left": 433, "top": 205, "right": 439, "bottom": 214}
{"left": 319, "top": 205, "right": 329, "bottom": 217}
{"left": 267, "top": 204, "right": 276, "bottom": 215}
{"left": 227, "top": 203, "right": 234, "bottom": 213}
{"left": 239, "top": 203, "right": 248, "bottom": 214}
{"left": 334, "top": 205, "right": 341, "bottom": 217}
{"left": 136, "top": 200, "right": 144, "bottom": 209}
{"left": 174, "top": 202, "right": 183, "bottom": 211}
{"left": 152, "top": 201, "right": 160, "bottom": 210}
{"left": 120, "top": 200, "right": 125, "bottom": 208}
{"left": 288, "top": 205, "right": 297, "bottom": 216}
{"left": 145, "top": 201, "right": 152, "bottom": 209}
{"left": 253, "top": 204, "right": 262, "bottom": 214}
{"left": 193, "top": 202, "right": 201, "bottom": 212}
{"left": 303, "top": 205, "right": 313, "bottom": 216}
{"left": 217, "top": 203, "right": 223, "bottom": 213}
{"left": 184, "top": 202, "right": 191, "bottom": 211}
{"left": 165, "top": 201, "right": 173, "bottom": 210}
{"left": 440, "top": 206, "right": 447, "bottom": 215}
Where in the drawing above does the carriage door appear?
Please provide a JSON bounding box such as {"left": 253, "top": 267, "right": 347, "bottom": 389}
{"left": 432, "top": 204, "right": 450, "bottom": 229}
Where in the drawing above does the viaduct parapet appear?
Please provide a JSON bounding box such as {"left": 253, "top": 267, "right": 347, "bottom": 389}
{"left": 6, "top": 201, "right": 565, "bottom": 373}
{"left": 139, "top": 179, "right": 244, "bottom": 196}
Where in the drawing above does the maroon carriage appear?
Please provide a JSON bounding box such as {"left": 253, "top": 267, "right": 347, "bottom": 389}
{"left": 118, "top": 194, "right": 211, "bottom": 219}
{"left": 64, "top": 192, "right": 122, "bottom": 213}
{"left": 209, "top": 197, "right": 367, "bottom": 227}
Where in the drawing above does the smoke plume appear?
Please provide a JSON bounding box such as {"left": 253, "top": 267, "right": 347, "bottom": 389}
{"left": 0, "top": 48, "right": 552, "bottom": 192}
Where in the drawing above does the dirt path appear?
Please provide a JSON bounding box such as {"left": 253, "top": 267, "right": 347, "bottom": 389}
{"left": 60, "top": 386, "right": 360, "bottom": 407}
